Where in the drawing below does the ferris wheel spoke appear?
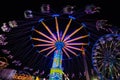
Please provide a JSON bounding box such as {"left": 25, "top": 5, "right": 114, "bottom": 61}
{"left": 117, "top": 57, "right": 120, "bottom": 60}
{"left": 115, "top": 66, "right": 120, "bottom": 74}
{"left": 66, "top": 35, "right": 89, "bottom": 43}
{"left": 98, "top": 63, "right": 104, "bottom": 71}
{"left": 115, "top": 41, "right": 120, "bottom": 47}
{"left": 41, "top": 21, "right": 57, "bottom": 41}
{"left": 46, "top": 47, "right": 56, "bottom": 57}
{"left": 113, "top": 66, "right": 118, "bottom": 74}
{"left": 101, "top": 66, "right": 107, "bottom": 76}
{"left": 32, "top": 37, "right": 53, "bottom": 43}
{"left": 61, "top": 19, "right": 72, "bottom": 41}
{"left": 111, "top": 48, "right": 117, "bottom": 55}
{"left": 100, "top": 44, "right": 106, "bottom": 52}
{"left": 66, "top": 45, "right": 82, "bottom": 51}
{"left": 63, "top": 26, "right": 83, "bottom": 42}
{"left": 97, "top": 59, "right": 104, "bottom": 65}
{"left": 39, "top": 46, "right": 55, "bottom": 53}
{"left": 114, "top": 71, "right": 119, "bottom": 79}
{"left": 65, "top": 42, "right": 88, "bottom": 46}
{"left": 64, "top": 47, "right": 78, "bottom": 56}
{"left": 93, "top": 56, "right": 104, "bottom": 59}
{"left": 111, "top": 48, "right": 119, "bottom": 56}
{"left": 108, "top": 41, "right": 114, "bottom": 55}
{"left": 105, "top": 43, "right": 109, "bottom": 55}
{"left": 34, "top": 43, "right": 54, "bottom": 47}
{"left": 62, "top": 48, "right": 70, "bottom": 58}
{"left": 116, "top": 63, "right": 120, "bottom": 67}
{"left": 55, "top": 17, "right": 60, "bottom": 41}
{"left": 34, "top": 29, "right": 55, "bottom": 42}
{"left": 96, "top": 48, "right": 103, "bottom": 53}
{"left": 109, "top": 41, "right": 113, "bottom": 49}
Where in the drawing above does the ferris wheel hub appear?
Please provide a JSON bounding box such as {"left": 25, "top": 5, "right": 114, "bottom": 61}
{"left": 55, "top": 41, "right": 64, "bottom": 50}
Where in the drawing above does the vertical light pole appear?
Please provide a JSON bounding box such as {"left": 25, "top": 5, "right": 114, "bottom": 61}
{"left": 49, "top": 41, "right": 64, "bottom": 80}
{"left": 81, "top": 46, "right": 90, "bottom": 80}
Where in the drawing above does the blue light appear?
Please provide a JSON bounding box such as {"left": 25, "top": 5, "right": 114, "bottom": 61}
{"left": 52, "top": 14, "right": 60, "bottom": 17}
{"left": 81, "top": 22, "right": 87, "bottom": 27}
{"left": 32, "top": 44, "right": 34, "bottom": 47}
{"left": 68, "top": 16, "right": 76, "bottom": 20}
{"left": 31, "top": 26, "right": 35, "bottom": 31}
{"left": 36, "top": 50, "right": 39, "bottom": 53}
{"left": 88, "top": 32, "right": 90, "bottom": 36}
{"left": 88, "top": 42, "right": 90, "bottom": 46}
{"left": 55, "top": 41, "right": 64, "bottom": 50}
{"left": 29, "top": 36, "right": 32, "bottom": 40}
{"left": 68, "top": 58, "right": 72, "bottom": 60}
{"left": 38, "top": 18, "right": 44, "bottom": 23}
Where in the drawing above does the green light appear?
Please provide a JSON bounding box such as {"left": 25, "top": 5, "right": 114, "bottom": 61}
{"left": 91, "top": 77, "right": 98, "bottom": 80}
{"left": 50, "top": 68, "right": 63, "bottom": 74}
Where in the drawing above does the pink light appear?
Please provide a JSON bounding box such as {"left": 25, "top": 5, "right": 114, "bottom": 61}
{"left": 46, "top": 47, "right": 56, "bottom": 56}
{"left": 64, "top": 47, "right": 78, "bottom": 56}
{"left": 61, "top": 19, "right": 72, "bottom": 41}
{"left": 65, "top": 42, "right": 88, "bottom": 46}
{"left": 41, "top": 21, "right": 57, "bottom": 41}
{"left": 66, "top": 35, "right": 89, "bottom": 43}
{"left": 34, "top": 43, "right": 54, "bottom": 47}
{"left": 63, "top": 26, "right": 83, "bottom": 42}
{"left": 55, "top": 17, "right": 60, "bottom": 41}
{"left": 66, "top": 45, "right": 83, "bottom": 51}
{"left": 32, "top": 38, "right": 53, "bottom": 43}
{"left": 62, "top": 48, "right": 70, "bottom": 58}
{"left": 39, "top": 46, "right": 54, "bottom": 53}
{"left": 34, "top": 29, "right": 55, "bottom": 42}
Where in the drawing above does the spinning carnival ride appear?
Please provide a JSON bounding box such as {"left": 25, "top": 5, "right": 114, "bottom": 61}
{"left": 0, "top": 4, "right": 119, "bottom": 80}
{"left": 92, "top": 34, "right": 120, "bottom": 80}
{"left": 0, "top": 4, "right": 91, "bottom": 80}
{"left": 31, "top": 14, "right": 89, "bottom": 80}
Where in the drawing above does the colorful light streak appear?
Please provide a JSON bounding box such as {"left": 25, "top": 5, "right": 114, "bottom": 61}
{"left": 62, "top": 48, "right": 70, "bottom": 58}
{"left": 34, "top": 29, "right": 55, "bottom": 42}
{"left": 63, "top": 26, "right": 83, "bottom": 42}
{"left": 39, "top": 46, "right": 54, "bottom": 53}
{"left": 46, "top": 47, "right": 56, "bottom": 57}
{"left": 55, "top": 17, "right": 60, "bottom": 41}
{"left": 41, "top": 21, "right": 57, "bottom": 41}
{"left": 64, "top": 47, "right": 78, "bottom": 56}
{"left": 66, "top": 35, "right": 89, "bottom": 43}
{"left": 34, "top": 43, "right": 54, "bottom": 47}
{"left": 61, "top": 19, "right": 72, "bottom": 41}
{"left": 32, "top": 38, "right": 53, "bottom": 43}
{"left": 65, "top": 42, "right": 88, "bottom": 46}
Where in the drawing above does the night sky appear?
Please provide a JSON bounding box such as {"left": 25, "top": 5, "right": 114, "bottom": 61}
{"left": 0, "top": 0, "right": 120, "bottom": 26}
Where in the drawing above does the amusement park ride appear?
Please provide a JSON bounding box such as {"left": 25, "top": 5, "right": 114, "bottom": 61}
{"left": 0, "top": 3, "right": 120, "bottom": 80}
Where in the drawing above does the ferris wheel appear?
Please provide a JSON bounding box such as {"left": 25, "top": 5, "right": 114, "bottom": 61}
{"left": 0, "top": 4, "right": 102, "bottom": 79}
{"left": 92, "top": 34, "right": 120, "bottom": 80}
{"left": 31, "top": 14, "right": 90, "bottom": 79}
{"left": 31, "top": 14, "right": 89, "bottom": 59}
